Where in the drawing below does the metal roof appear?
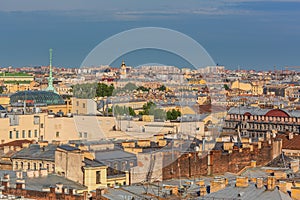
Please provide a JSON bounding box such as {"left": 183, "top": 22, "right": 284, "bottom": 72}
{"left": 0, "top": 170, "right": 87, "bottom": 191}
{"left": 12, "top": 144, "right": 57, "bottom": 161}
{"left": 202, "top": 183, "right": 291, "bottom": 200}
{"left": 95, "top": 150, "right": 136, "bottom": 161}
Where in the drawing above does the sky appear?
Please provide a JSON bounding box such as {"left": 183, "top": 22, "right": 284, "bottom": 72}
{"left": 0, "top": 0, "right": 299, "bottom": 70}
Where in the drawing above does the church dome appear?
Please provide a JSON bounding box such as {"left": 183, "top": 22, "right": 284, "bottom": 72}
{"left": 10, "top": 90, "right": 65, "bottom": 105}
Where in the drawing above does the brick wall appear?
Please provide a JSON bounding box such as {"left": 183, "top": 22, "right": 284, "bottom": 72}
{"left": 1, "top": 183, "right": 85, "bottom": 200}
{"left": 162, "top": 139, "right": 282, "bottom": 180}
{"left": 162, "top": 152, "right": 208, "bottom": 180}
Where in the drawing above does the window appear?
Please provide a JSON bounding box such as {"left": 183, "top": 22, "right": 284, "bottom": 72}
{"left": 33, "top": 163, "right": 37, "bottom": 170}
{"left": 83, "top": 103, "right": 86, "bottom": 108}
{"left": 22, "top": 130, "right": 25, "bottom": 138}
{"left": 79, "top": 132, "right": 82, "bottom": 138}
{"left": 16, "top": 130, "right": 19, "bottom": 139}
{"left": 28, "top": 130, "right": 31, "bottom": 138}
{"left": 76, "top": 101, "right": 79, "bottom": 106}
{"left": 84, "top": 132, "right": 87, "bottom": 138}
{"left": 34, "top": 116, "right": 40, "bottom": 125}
{"left": 122, "top": 162, "right": 127, "bottom": 171}
{"left": 34, "top": 130, "right": 38, "bottom": 137}
{"left": 56, "top": 132, "right": 60, "bottom": 137}
{"left": 15, "top": 162, "right": 18, "bottom": 170}
{"left": 28, "top": 162, "right": 31, "bottom": 170}
{"left": 96, "top": 171, "right": 101, "bottom": 184}
{"left": 9, "top": 131, "right": 13, "bottom": 139}
{"left": 41, "top": 123, "right": 44, "bottom": 128}
{"left": 39, "top": 163, "right": 43, "bottom": 169}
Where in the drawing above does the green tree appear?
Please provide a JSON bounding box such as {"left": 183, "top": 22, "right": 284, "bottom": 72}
{"left": 137, "top": 86, "right": 150, "bottom": 92}
{"left": 157, "top": 85, "right": 166, "bottom": 91}
{"left": 224, "top": 84, "right": 230, "bottom": 91}
{"left": 128, "top": 107, "right": 136, "bottom": 116}
{"left": 96, "top": 83, "right": 114, "bottom": 97}
{"left": 166, "top": 109, "right": 181, "bottom": 120}
{"left": 0, "top": 86, "right": 3, "bottom": 94}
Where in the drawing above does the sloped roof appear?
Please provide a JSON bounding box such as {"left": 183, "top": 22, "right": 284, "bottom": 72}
{"left": 12, "top": 144, "right": 57, "bottom": 161}
{"left": 203, "top": 183, "right": 292, "bottom": 200}
{"left": 276, "top": 133, "right": 300, "bottom": 150}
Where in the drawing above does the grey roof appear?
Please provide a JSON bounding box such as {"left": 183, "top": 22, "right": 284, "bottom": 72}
{"left": 202, "top": 183, "right": 292, "bottom": 200}
{"left": 12, "top": 144, "right": 57, "bottom": 161}
{"left": 83, "top": 158, "right": 105, "bottom": 168}
{"left": 228, "top": 106, "right": 271, "bottom": 116}
{"left": 0, "top": 105, "right": 5, "bottom": 110}
{"left": 0, "top": 170, "right": 87, "bottom": 191}
{"left": 102, "top": 188, "right": 143, "bottom": 200}
{"left": 95, "top": 150, "right": 136, "bottom": 161}
{"left": 228, "top": 106, "right": 300, "bottom": 117}
{"left": 58, "top": 145, "right": 80, "bottom": 152}
{"left": 12, "top": 144, "right": 79, "bottom": 161}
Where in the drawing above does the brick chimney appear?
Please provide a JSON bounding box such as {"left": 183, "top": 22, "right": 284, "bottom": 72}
{"left": 256, "top": 178, "right": 264, "bottom": 189}
{"left": 56, "top": 183, "right": 63, "bottom": 193}
{"left": 267, "top": 176, "right": 276, "bottom": 190}
{"left": 291, "top": 187, "right": 300, "bottom": 200}
{"left": 278, "top": 181, "right": 287, "bottom": 193}
{"left": 16, "top": 171, "right": 23, "bottom": 179}
{"left": 236, "top": 177, "right": 249, "bottom": 188}
{"left": 288, "top": 132, "right": 294, "bottom": 140}
{"left": 16, "top": 179, "right": 25, "bottom": 189}
{"left": 250, "top": 160, "right": 256, "bottom": 168}
{"left": 200, "top": 186, "right": 207, "bottom": 196}
{"left": 290, "top": 160, "right": 299, "bottom": 173}
{"left": 210, "top": 177, "right": 226, "bottom": 193}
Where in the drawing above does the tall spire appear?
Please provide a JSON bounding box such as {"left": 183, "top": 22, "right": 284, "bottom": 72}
{"left": 46, "top": 48, "right": 56, "bottom": 93}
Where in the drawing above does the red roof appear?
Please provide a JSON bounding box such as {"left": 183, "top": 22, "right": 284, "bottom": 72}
{"left": 0, "top": 140, "right": 34, "bottom": 148}
{"left": 276, "top": 133, "right": 300, "bottom": 150}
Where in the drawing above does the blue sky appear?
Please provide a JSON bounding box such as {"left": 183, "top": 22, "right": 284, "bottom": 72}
{"left": 0, "top": 0, "right": 299, "bottom": 70}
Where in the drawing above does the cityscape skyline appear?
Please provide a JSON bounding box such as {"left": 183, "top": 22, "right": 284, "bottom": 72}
{"left": 0, "top": 0, "right": 300, "bottom": 70}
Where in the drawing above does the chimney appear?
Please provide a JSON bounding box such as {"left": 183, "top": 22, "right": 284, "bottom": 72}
{"left": 22, "top": 143, "right": 30, "bottom": 148}
{"left": 40, "top": 168, "right": 48, "bottom": 177}
{"left": 3, "top": 146, "right": 10, "bottom": 154}
{"left": 290, "top": 160, "right": 299, "bottom": 173}
{"left": 200, "top": 186, "right": 207, "bottom": 196}
{"left": 27, "top": 170, "right": 34, "bottom": 178}
{"left": 256, "top": 178, "right": 264, "bottom": 189}
{"left": 196, "top": 179, "right": 205, "bottom": 187}
{"left": 278, "top": 181, "right": 287, "bottom": 193}
{"left": 56, "top": 183, "right": 63, "bottom": 193}
{"left": 288, "top": 132, "right": 294, "bottom": 140}
{"left": 267, "top": 176, "right": 276, "bottom": 190}
{"left": 236, "top": 177, "right": 249, "bottom": 188}
{"left": 16, "top": 179, "right": 25, "bottom": 189}
{"left": 291, "top": 187, "right": 300, "bottom": 200}
{"left": 69, "top": 188, "right": 74, "bottom": 195}
{"left": 3, "top": 174, "right": 10, "bottom": 181}
{"left": 50, "top": 186, "right": 56, "bottom": 193}
{"left": 250, "top": 160, "right": 256, "bottom": 168}
{"left": 38, "top": 141, "right": 48, "bottom": 148}
{"left": 34, "top": 170, "right": 39, "bottom": 178}
{"left": 16, "top": 171, "right": 23, "bottom": 179}
{"left": 210, "top": 177, "right": 226, "bottom": 193}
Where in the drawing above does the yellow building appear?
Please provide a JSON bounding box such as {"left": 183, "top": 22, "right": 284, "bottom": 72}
{"left": 0, "top": 113, "right": 46, "bottom": 143}
{"left": 231, "top": 80, "right": 263, "bottom": 95}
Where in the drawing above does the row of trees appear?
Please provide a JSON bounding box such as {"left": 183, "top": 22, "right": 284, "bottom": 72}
{"left": 112, "top": 102, "right": 181, "bottom": 121}
{"left": 72, "top": 83, "right": 114, "bottom": 99}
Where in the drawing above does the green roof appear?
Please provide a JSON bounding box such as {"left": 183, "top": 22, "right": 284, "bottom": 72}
{"left": 0, "top": 72, "right": 33, "bottom": 77}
